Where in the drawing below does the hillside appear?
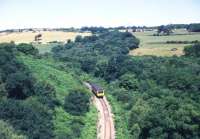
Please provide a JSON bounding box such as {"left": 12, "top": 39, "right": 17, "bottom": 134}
{"left": 0, "top": 43, "right": 97, "bottom": 139}
{"left": 20, "top": 55, "right": 98, "bottom": 139}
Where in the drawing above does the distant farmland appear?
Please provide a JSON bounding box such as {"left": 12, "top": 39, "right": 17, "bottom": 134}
{"left": 0, "top": 31, "right": 91, "bottom": 44}
{"left": 130, "top": 29, "right": 200, "bottom": 56}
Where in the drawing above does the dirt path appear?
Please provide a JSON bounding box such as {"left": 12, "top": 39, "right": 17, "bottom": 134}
{"left": 93, "top": 96, "right": 115, "bottom": 139}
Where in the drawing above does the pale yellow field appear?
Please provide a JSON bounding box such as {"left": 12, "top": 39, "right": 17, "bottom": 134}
{"left": 130, "top": 29, "right": 200, "bottom": 57}
{"left": 0, "top": 31, "right": 91, "bottom": 44}
{"left": 130, "top": 47, "right": 184, "bottom": 56}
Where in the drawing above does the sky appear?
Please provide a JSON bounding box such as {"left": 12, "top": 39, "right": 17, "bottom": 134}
{"left": 0, "top": 0, "right": 200, "bottom": 30}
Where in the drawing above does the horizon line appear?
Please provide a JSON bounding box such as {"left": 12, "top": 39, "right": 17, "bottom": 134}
{"left": 1, "top": 22, "right": 200, "bottom": 31}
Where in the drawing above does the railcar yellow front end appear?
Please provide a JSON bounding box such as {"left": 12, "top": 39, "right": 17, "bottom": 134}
{"left": 97, "top": 90, "right": 104, "bottom": 97}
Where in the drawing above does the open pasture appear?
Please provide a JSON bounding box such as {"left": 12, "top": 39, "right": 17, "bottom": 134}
{"left": 130, "top": 29, "right": 200, "bottom": 56}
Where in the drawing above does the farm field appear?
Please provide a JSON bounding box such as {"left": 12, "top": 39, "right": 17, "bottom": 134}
{"left": 130, "top": 29, "right": 200, "bottom": 56}
{"left": 0, "top": 31, "right": 91, "bottom": 44}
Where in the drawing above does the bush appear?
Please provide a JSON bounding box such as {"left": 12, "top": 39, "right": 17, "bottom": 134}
{"left": 64, "top": 88, "right": 90, "bottom": 116}
{"left": 16, "top": 43, "right": 39, "bottom": 56}
{"left": 70, "top": 119, "right": 85, "bottom": 138}
{"left": 6, "top": 72, "right": 35, "bottom": 99}
{"left": 0, "top": 43, "right": 57, "bottom": 138}
{"left": 187, "top": 23, "right": 200, "bottom": 32}
{"left": 0, "top": 120, "right": 26, "bottom": 139}
{"left": 75, "top": 35, "right": 82, "bottom": 42}
{"left": 119, "top": 73, "right": 139, "bottom": 90}
{"left": 0, "top": 43, "right": 36, "bottom": 99}
{"left": 0, "top": 99, "right": 54, "bottom": 139}
{"left": 34, "top": 82, "right": 60, "bottom": 108}
{"left": 184, "top": 43, "right": 200, "bottom": 57}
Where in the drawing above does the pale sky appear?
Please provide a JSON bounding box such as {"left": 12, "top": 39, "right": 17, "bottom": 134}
{"left": 0, "top": 0, "right": 200, "bottom": 30}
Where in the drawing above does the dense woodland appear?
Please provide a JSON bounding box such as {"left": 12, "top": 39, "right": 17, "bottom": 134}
{"left": 0, "top": 43, "right": 55, "bottom": 138}
{"left": 53, "top": 30, "right": 200, "bottom": 139}
{"left": 0, "top": 43, "right": 92, "bottom": 139}
{"left": 0, "top": 29, "right": 200, "bottom": 139}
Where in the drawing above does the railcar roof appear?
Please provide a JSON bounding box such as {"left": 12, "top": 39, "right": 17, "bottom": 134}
{"left": 89, "top": 83, "right": 104, "bottom": 91}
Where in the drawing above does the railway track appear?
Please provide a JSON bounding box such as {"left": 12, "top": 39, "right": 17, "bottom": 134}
{"left": 83, "top": 82, "right": 115, "bottom": 139}
{"left": 99, "top": 97, "right": 115, "bottom": 139}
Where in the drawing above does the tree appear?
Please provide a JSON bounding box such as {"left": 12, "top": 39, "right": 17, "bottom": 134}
{"left": 6, "top": 72, "right": 35, "bottom": 99}
{"left": 184, "top": 43, "right": 200, "bottom": 57}
{"left": 0, "top": 74, "right": 6, "bottom": 98}
{"left": 187, "top": 23, "right": 200, "bottom": 32}
{"left": 0, "top": 99, "right": 54, "bottom": 139}
{"left": 75, "top": 35, "right": 82, "bottom": 42}
{"left": 80, "top": 56, "right": 97, "bottom": 73}
{"left": 119, "top": 73, "right": 139, "bottom": 90}
{"left": 157, "top": 25, "right": 173, "bottom": 35}
{"left": 64, "top": 89, "right": 90, "bottom": 116}
{"left": 16, "top": 43, "right": 39, "bottom": 56}
{"left": 0, "top": 120, "right": 27, "bottom": 139}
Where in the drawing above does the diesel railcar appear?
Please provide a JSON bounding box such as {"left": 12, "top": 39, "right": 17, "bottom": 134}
{"left": 89, "top": 83, "right": 104, "bottom": 98}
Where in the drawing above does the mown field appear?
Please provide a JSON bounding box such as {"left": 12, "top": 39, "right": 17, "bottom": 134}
{"left": 130, "top": 29, "right": 200, "bottom": 56}
{"left": 0, "top": 31, "right": 90, "bottom": 44}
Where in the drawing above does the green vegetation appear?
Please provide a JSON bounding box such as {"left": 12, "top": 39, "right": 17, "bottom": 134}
{"left": 113, "top": 45, "right": 200, "bottom": 138}
{"left": 0, "top": 43, "right": 97, "bottom": 139}
{"left": 64, "top": 89, "right": 90, "bottom": 116}
{"left": 156, "top": 25, "right": 173, "bottom": 36}
{"left": 52, "top": 30, "right": 200, "bottom": 139}
{"left": 52, "top": 31, "right": 139, "bottom": 75}
{"left": 0, "top": 120, "right": 27, "bottom": 139}
{"left": 20, "top": 53, "right": 96, "bottom": 139}
{"left": 33, "top": 43, "right": 61, "bottom": 54}
{"left": 187, "top": 23, "right": 200, "bottom": 32}
{"left": 184, "top": 43, "right": 200, "bottom": 57}
{"left": 156, "top": 23, "right": 200, "bottom": 33}
{"left": 1, "top": 27, "right": 200, "bottom": 139}
{"left": 0, "top": 43, "right": 55, "bottom": 138}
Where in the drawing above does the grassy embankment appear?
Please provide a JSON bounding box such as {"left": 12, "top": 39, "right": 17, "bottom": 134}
{"left": 130, "top": 29, "right": 200, "bottom": 56}
{"left": 19, "top": 55, "right": 97, "bottom": 139}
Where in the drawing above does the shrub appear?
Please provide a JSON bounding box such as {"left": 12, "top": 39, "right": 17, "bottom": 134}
{"left": 6, "top": 72, "right": 35, "bottom": 99}
{"left": 17, "top": 43, "right": 39, "bottom": 56}
{"left": 119, "top": 73, "right": 139, "bottom": 90}
{"left": 0, "top": 99, "right": 54, "bottom": 139}
{"left": 187, "top": 23, "right": 200, "bottom": 32}
{"left": 184, "top": 43, "right": 200, "bottom": 57}
{"left": 64, "top": 88, "right": 90, "bottom": 116}
{"left": 0, "top": 120, "right": 27, "bottom": 139}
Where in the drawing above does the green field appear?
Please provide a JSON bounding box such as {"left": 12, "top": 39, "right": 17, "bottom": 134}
{"left": 130, "top": 29, "right": 200, "bottom": 56}
{"left": 33, "top": 43, "right": 61, "bottom": 53}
